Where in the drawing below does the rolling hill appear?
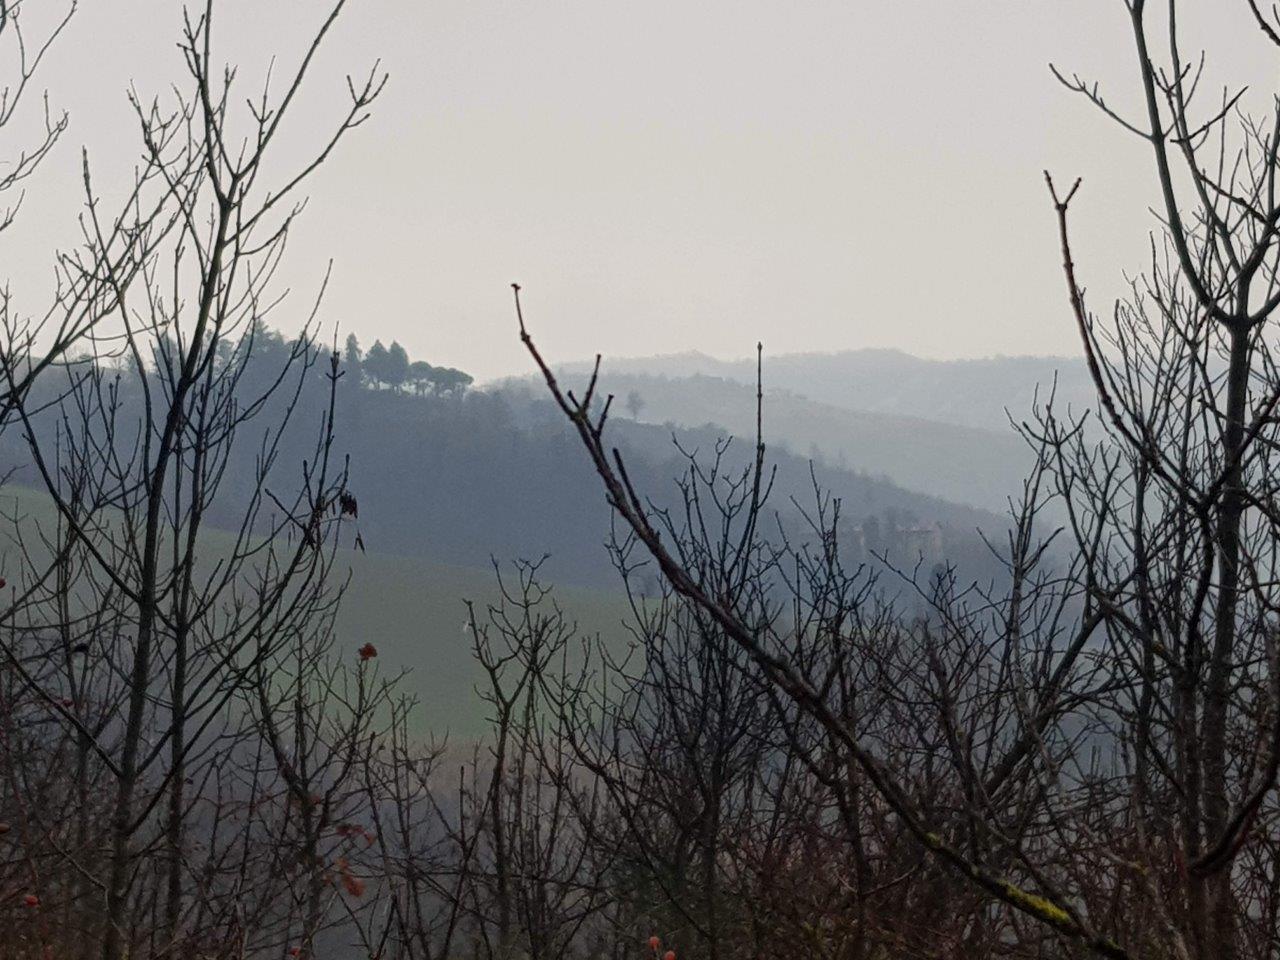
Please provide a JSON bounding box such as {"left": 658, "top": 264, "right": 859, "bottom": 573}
{"left": 2, "top": 336, "right": 1043, "bottom": 744}
{"left": 536, "top": 370, "right": 1035, "bottom": 513}
{"left": 557, "top": 348, "right": 1096, "bottom": 434}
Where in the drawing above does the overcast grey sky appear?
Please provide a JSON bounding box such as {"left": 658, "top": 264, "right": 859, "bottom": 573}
{"left": 7, "top": 1, "right": 1277, "bottom": 381}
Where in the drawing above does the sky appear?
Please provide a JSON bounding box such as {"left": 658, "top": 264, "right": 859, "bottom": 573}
{"left": 4, "top": 1, "right": 1278, "bottom": 382}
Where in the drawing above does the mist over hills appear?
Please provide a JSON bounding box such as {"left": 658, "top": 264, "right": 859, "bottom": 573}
{"left": 319, "top": 378, "right": 1012, "bottom": 588}
{"left": 3, "top": 333, "right": 1017, "bottom": 598}
{"left": 3, "top": 345, "right": 1023, "bottom": 733}
{"left": 534, "top": 370, "right": 1033, "bottom": 513}
{"left": 558, "top": 347, "right": 1095, "bottom": 434}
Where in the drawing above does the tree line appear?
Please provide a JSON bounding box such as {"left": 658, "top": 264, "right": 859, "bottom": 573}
{"left": 343, "top": 334, "right": 473, "bottom": 396}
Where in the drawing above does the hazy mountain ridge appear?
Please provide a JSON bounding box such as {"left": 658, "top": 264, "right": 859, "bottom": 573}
{"left": 556, "top": 347, "right": 1095, "bottom": 433}
{"left": 4, "top": 356, "right": 1020, "bottom": 729}
{"left": 335, "top": 383, "right": 1008, "bottom": 586}
{"left": 535, "top": 369, "right": 1033, "bottom": 513}
{"left": 3, "top": 346, "right": 1013, "bottom": 595}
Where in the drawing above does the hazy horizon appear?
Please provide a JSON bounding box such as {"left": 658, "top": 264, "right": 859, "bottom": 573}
{"left": 502, "top": 341, "right": 1088, "bottom": 388}
{"left": 7, "top": 1, "right": 1277, "bottom": 381}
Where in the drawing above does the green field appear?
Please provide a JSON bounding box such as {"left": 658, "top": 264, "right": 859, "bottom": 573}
{"left": 334, "top": 548, "right": 631, "bottom": 736}
{"left": 0, "top": 484, "right": 632, "bottom": 739}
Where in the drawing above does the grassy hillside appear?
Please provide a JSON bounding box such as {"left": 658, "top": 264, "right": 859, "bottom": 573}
{"left": 0, "top": 483, "right": 632, "bottom": 740}
{"left": 333, "top": 548, "right": 631, "bottom": 737}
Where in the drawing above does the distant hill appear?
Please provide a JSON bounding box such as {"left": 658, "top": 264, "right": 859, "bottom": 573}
{"left": 2, "top": 341, "right": 1035, "bottom": 738}
{"left": 322, "top": 383, "right": 1008, "bottom": 587}
{"left": 532, "top": 370, "right": 1033, "bottom": 513}
{"left": 2, "top": 345, "right": 1012, "bottom": 595}
{"left": 556, "top": 348, "right": 1095, "bottom": 434}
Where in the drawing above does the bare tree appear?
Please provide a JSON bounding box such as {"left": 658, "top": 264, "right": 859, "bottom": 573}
{"left": 0, "top": 0, "right": 73, "bottom": 235}
{"left": 515, "top": 279, "right": 1146, "bottom": 956}
{"left": 0, "top": 0, "right": 105, "bottom": 427}
{"left": 0, "top": 4, "right": 381, "bottom": 958}
{"left": 460, "top": 561, "right": 611, "bottom": 960}
{"left": 512, "top": 3, "right": 1280, "bottom": 956}
{"left": 1033, "top": 2, "right": 1280, "bottom": 956}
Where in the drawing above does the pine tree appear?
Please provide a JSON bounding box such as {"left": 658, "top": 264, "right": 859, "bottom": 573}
{"left": 409, "top": 360, "right": 434, "bottom": 395}
{"left": 387, "top": 341, "right": 410, "bottom": 393}
{"left": 364, "top": 339, "right": 390, "bottom": 389}
{"left": 344, "top": 333, "right": 364, "bottom": 387}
